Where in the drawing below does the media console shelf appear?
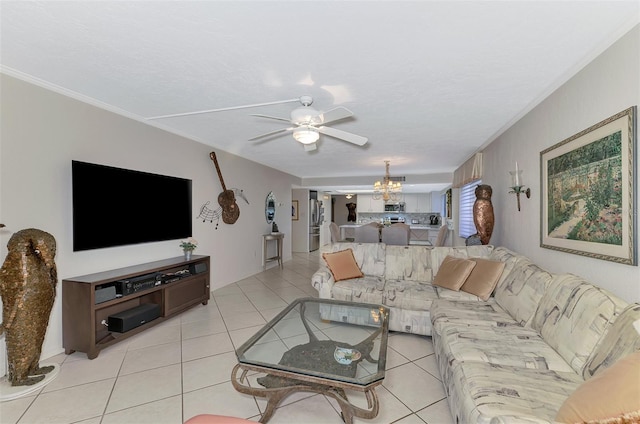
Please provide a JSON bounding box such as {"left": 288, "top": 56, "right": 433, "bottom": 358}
{"left": 63, "top": 255, "right": 210, "bottom": 359}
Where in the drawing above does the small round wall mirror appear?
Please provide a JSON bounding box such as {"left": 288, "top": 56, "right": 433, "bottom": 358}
{"left": 265, "top": 192, "right": 276, "bottom": 224}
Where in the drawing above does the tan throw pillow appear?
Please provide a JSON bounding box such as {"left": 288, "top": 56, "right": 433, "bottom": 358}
{"left": 432, "top": 255, "right": 476, "bottom": 291}
{"left": 556, "top": 351, "right": 640, "bottom": 424}
{"left": 460, "top": 258, "right": 506, "bottom": 301}
{"left": 322, "top": 249, "right": 364, "bottom": 282}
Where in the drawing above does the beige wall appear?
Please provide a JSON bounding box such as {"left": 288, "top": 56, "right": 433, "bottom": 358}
{"left": 0, "top": 74, "right": 299, "bottom": 365}
{"left": 481, "top": 25, "right": 640, "bottom": 302}
{"left": 291, "top": 188, "right": 309, "bottom": 252}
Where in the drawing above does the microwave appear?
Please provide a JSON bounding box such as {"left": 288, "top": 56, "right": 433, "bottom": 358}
{"left": 384, "top": 202, "right": 405, "bottom": 212}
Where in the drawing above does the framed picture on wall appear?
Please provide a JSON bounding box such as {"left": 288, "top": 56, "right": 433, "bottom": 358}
{"left": 292, "top": 200, "right": 299, "bottom": 221}
{"left": 540, "top": 106, "right": 636, "bottom": 265}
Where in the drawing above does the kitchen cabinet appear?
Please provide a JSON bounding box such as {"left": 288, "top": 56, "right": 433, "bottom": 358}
{"left": 431, "top": 191, "right": 444, "bottom": 216}
{"left": 371, "top": 197, "right": 385, "bottom": 212}
{"left": 357, "top": 194, "right": 384, "bottom": 212}
{"left": 428, "top": 229, "right": 439, "bottom": 245}
{"left": 404, "top": 193, "right": 432, "bottom": 212}
{"left": 416, "top": 194, "right": 432, "bottom": 212}
{"left": 403, "top": 194, "right": 417, "bottom": 212}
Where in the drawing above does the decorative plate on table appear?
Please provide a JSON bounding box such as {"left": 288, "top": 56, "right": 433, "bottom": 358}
{"left": 334, "top": 347, "right": 361, "bottom": 365}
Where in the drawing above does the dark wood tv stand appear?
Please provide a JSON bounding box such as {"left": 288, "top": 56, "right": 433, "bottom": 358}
{"left": 62, "top": 255, "right": 210, "bottom": 359}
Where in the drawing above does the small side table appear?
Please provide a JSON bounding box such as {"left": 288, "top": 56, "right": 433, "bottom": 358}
{"left": 262, "top": 233, "right": 284, "bottom": 270}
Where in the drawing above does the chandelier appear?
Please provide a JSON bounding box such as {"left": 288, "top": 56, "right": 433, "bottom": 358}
{"left": 372, "top": 160, "right": 402, "bottom": 202}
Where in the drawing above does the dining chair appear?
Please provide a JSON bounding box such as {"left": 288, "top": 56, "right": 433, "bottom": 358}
{"left": 381, "top": 223, "right": 411, "bottom": 245}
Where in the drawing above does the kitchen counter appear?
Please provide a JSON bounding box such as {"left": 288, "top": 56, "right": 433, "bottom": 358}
{"left": 339, "top": 224, "right": 441, "bottom": 242}
{"left": 339, "top": 223, "right": 440, "bottom": 228}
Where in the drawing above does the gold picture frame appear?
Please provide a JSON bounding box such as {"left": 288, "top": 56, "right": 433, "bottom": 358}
{"left": 540, "top": 106, "right": 636, "bottom": 265}
{"left": 292, "top": 200, "right": 299, "bottom": 221}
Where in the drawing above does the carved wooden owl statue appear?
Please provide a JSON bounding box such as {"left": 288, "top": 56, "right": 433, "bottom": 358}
{"left": 0, "top": 228, "right": 57, "bottom": 386}
{"left": 473, "top": 184, "right": 494, "bottom": 245}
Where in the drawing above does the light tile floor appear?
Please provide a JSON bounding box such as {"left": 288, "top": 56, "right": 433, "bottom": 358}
{"left": 2, "top": 251, "right": 454, "bottom": 424}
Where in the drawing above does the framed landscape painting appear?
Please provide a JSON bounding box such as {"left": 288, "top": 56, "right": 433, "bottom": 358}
{"left": 540, "top": 106, "right": 637, "bottom": 265}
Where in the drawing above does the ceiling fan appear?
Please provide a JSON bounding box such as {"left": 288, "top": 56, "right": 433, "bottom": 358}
{"left": 147, "top": 96, "right": 368, "bottom": 152}
{"left": 248, "top": 96, "right": 368, "bottom": 152}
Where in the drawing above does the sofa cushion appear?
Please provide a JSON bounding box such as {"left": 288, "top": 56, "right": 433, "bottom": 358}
{"left": 329, "top": 242, "right": 386, "bottom": 277}
{"left": 330, "top": 275, "right": 385, "bottom": 304}
{"left": 556, "top": 351, "right": 640, "bottom": 424}
{"left": 322, "top": 248, "right": 363, "bottom": 282}
{"left": 431, "top": 299, "right": 515, "bottom": 331}
{"left": 430, "top": 245, "right": 494, "bottom": 276}
{"left": 460, "top": 258, "right": 505, "bottom": 301}
{"left": 436, "top": 322, "right": 574, "bottom": 375}
{"left": 383, "top": 279, "right": 439, "bottom": 311}
{"left": 583, "top": 303, "right": 640, "bottom": 379}
{"left": 488, "top": 246, "right": 530, "bottom": 288}
{"left": 446, "top": 361, "right": 583, "bottom": 424}
{"left": 433, "top": 320, "right": 575, "bottom": 392}
{"left": 384, "top": 245, "right": 433, "bottom": 283}
{"left": 435, "top": 286, "right": 482, "bottom": 301}
{"left": 432, "top": 256, "right": 476, "bottom": 291}
{"left": 494, "top": 261, "right": 553, "bottom": 326}
{"left": 532, "top": 273, "right": 628, "bottom": 376}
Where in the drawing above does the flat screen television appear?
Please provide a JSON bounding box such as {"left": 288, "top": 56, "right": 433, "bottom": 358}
{"left": 72, "top": 160, "right": 192, "bottom": 251}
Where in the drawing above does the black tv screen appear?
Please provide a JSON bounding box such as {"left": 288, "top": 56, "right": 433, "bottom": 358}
{"left": 72, "top": 160, "right": 192, "bottom": 251}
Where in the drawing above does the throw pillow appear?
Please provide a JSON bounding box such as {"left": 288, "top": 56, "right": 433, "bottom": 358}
{"left": 322, "top": 249, "right": 364, "bottom": 282}
{"left": 555, "top": 351, "right": 640, "bottom": 424}
{"left": 460, "top": 258, "right": 506, "bottom": 301}
{"left": 432, "top": 255, "right": 476, "bottom": 291}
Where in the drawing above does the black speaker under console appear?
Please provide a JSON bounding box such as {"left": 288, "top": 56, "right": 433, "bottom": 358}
{"left": 108, "top": 303, "right": 161, "bottom": 333}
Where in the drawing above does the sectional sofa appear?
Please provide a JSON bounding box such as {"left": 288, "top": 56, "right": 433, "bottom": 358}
{"left": 311, "top": 242, "right": 640, "bottom": 423}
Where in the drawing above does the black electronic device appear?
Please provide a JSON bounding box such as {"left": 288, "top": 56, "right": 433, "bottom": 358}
{"left": 107, "top": 303, "right": 161, "bottom": 333}
{"left": 95, "top": 284, "right": 116, "bottom": 304}
{"left": 190, "top": 262, "right": 208, "bottom": 275}
{"left": 115, "top": 272, "right": 162, "bottom": 296}
{"left": 72, "top": 160, "right": 192, "bottom": 251}
{"left": 156, "top": 273, "right": 181, "bottom": 284}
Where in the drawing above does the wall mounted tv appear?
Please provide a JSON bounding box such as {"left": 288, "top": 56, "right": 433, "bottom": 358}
{"left": 72, "top": 160, "right": 192, "bottom": 251}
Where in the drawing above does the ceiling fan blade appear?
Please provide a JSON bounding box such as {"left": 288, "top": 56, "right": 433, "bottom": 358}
{"left": 304, "top": 143, "right": 317, "bottom": 152}
{"left": 248, "top": 127, "right": 293, "bottom": 140}
{"left": 317, "top": 126, "right": 368, "bottom": 146}
{"left": 250, "top": 113, "right": 291, "bottom": 123}
{"left": 316, "top": 106, "right": 353, "bottom": 125}
{"left": 146, "top": 98, "right": 300, "bottom": 120}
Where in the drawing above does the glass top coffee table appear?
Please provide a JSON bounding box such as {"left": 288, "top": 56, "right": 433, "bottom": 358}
{"left": 232, "top": 297, "right": 390, "bottom": 424}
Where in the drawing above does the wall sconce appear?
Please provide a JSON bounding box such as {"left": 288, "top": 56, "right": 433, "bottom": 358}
{"left": 509, "top": 162, "right": 531, "bottom": 211}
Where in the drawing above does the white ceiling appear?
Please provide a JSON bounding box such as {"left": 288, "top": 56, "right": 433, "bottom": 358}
{"left": 1, "top": 1, "right": 638, "bottom": 194}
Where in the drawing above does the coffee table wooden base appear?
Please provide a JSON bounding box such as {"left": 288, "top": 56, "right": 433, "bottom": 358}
{"left": 231, "top": 364, "right": 381, "bottom": 424}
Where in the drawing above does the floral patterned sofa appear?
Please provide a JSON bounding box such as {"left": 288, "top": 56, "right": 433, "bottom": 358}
{"left": 311, "top": 243, "right": 640, "bottom": 423}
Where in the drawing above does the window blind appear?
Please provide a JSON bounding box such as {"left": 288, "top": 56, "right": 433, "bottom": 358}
{"left": 459, "top": 180, "right": 481, "bottom": 239}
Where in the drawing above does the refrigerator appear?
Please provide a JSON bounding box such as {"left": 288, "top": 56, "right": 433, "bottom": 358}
{"left": 309, "top": 191, "right": 323, "bottom": 251}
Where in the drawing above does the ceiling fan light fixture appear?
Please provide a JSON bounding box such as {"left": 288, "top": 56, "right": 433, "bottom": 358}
{"left": 293, "top": 127, "right": 319, "bottom": 144}
{"left": 291, "top": 106, "right": 319, "bottom": 125}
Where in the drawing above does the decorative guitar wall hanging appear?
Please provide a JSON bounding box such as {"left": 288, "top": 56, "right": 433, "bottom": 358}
{"left": 197, "top": 191, "right": 249, "bottom": 229}
{"left": 204, "top": 152, "right": 249, "bottom": 228}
